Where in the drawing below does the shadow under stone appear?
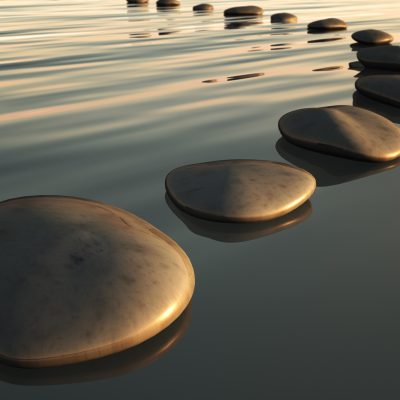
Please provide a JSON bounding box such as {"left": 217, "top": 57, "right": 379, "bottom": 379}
{"left": 166, "top": 194, "right": 312, "bottom": 243}
{"left": 353, "top": 91, "right": 400, "bottom": 124}
{"left": 0, "top": 304, "right": 191, "bottom": 386}
{"left": 276, "top": 138, "right": 399, "bottom": 187}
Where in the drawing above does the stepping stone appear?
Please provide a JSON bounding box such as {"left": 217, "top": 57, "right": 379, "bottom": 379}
{"left": 193, "top": 3, "right": 213, "bottom": 11}
{"left": 167, "top": 194, "right": 312, "bottom": 242}
{"left": 356, "top": 75, "right": 400, "bottom": 107}
{"left": 0, "top": 196, "right": 194, "bottom": 367}
{"left": 352, "top": 29, "right": 393, "bottom": 45}
{"left": 276, "top": 137, "right": 400, "bottom": 187}
{"left": 271, "top": 13, "right": 297, "bottom": 23}
{"left": 357, "top": 45, "right": 400, "bottom": 71}
{"left": 308, "top": 18, "right": 347, "bottom": 31}
{"left": 224, "top": 6, "right": 263, "bottom": 17}
{"left": 157, "top": 0, "right": 180, "bottom": 7}
{"left": 165, "top": 160, "right": 316, "bottom": 222}
{"left": 278, "top": 105, "right": 400, "bottom": 162}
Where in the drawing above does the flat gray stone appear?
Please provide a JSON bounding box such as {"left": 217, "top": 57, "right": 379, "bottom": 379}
{"left": 356, "top": 75, "right": 400, "bottom": 107}
{"left": 352, "top": 29, "right": 393, "bottom": 45}
{"left": 224, "top": 6, "right": 263, "bottom": 17}
{"left": 357, "top": 45, "right": 400, "bottom": 71}
{"left": 308, "top": 18, "right": 347, "bottom": 31}
{"left": 278, "top": 105, "right": 400, "bottom": 162}
{"left": 0, "top": 196, "right": 194, "bottom": 367}
{"left": 271, "top": 13, "right": 297, "bottom": 23}
{"left": 166, "top": 160, "right": 316, "bottom": 222}
{"left": 193, "top": 3, "right": 213, "bottom": 11}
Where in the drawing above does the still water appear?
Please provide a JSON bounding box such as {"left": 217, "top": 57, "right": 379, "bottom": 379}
{"left": 1, "top": 0, "right": 400, "bottom": 397}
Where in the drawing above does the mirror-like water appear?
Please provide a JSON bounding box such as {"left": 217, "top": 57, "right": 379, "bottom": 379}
{"left": 1, "top": 0, "right": 400, "bottom": 397}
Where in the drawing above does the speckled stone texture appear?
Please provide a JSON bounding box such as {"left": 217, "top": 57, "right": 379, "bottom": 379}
{"left": 224, "top": 6, "right": 263, "bottom": 17}
{"left": 278, "top": 105, "right": 400, "bottom": 162}
{"left": 352, "top": 29, "right": 393, "bottom": 45}
{"left": 308, "top": 18, "right": 347, "bottom": 31}
{"left": 165, "top": 160, "right": 316, "bottom": 222}
{"left": 356, "top": 75, "right": 400, "bottom": 107}
{"left": 0, "top": 196, "right": 194, "bottom": 367}
{"left": 357, "top": 46, "right": 400, "bottom": 71}
{"left": 271, "top": 13, "right": 297, "bottom": 23}
{"left": 193, "top": 3, "right": 213, "bottom": 11}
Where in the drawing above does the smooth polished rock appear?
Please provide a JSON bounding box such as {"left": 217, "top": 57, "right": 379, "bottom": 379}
{"left": 357, "top": 45, "right": 400, "bottom": 71}
{"left": 278, "top": 105, "right": 400, "bottom": 162}
{"left": 356, "top": 75, "right": 400, "bottom": 107}
{"left": 156, "top": 0, "right": 180, "bottom": 7}
{"left": 352, "top": 29, "right": 393, "bottom": 45}
{"left": 308, "top": 18, "right": 347, "bottom": 31}
{"left": 127, "top": 0, "right": 148, "bottom": 4}
{"left": 0, "top": 196, "right": 194, "bottom": 368}
{"left": 193, "top": 3, "right": 213, "bottom": 11}
{"left": 224, "top": 6, "right": 263, "bottom": 17}
{"left": 165, "top": 160, "right": 316, "bottom": 222}
{"left": 271, "top": 13, "right": 297, "bottom": 23}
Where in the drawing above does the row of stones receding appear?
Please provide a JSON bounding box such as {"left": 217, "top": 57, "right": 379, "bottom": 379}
{"left": 2, "top": 13, "right": 399, "bottom": 371}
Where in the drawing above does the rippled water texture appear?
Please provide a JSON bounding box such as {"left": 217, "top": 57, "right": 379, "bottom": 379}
{"left": 1, "top": 0, "right": 400, "bottom": 398}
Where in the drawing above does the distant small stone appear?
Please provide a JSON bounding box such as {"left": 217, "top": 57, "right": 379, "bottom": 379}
{"left": 278, "top": 105, "right": 400, "bottom": 162}
{"left": 224, "top": 6, "right": 263, "bottom": 17}
{"left": 193, "top": 3, "right": 213, "bottom": 11}
{"left": 352, "top": 29, "right": 393, "bottom": 45}
{"left": 157, "top": 0, "right": 180, "bottom": 7}
{"left": 166, "top": 160, "right": 316, "bottom": 222}
{"left": 356, "top": 75, "right": 400, "bottom": 107}
{"left": 127, "top": 0, "right": 148, "bottom": 3}
{"left": 271, "top": 13, "right": 297, "bottom": 23}
{"left": 357, "top": 45, "right": 400, "bottom": 71}
{"left": 308, "top": 18, "right": 347, "bottom": 31}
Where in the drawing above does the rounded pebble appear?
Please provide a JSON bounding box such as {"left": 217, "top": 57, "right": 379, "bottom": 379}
{"left": 278, "top": 105, "right": 400, "bottom": 162}
{"left": 352, "top": 29, "right": 393, "bottom": 45}
{"left": 156, "top": 0, "right": 180, "bottom": 7}
{"left": 224, "top": 6, "right": 263, "bottom": 17}
{"left": 127, "top": 0, "right": 148, "bottom": 4}
{"left": 193, "top": 3, "right": 213, "bottom": 11}
{"left": 165, "top": 160, "right": 316, "bottom": 222}
{"left": 356, "top": 75, "right": 400, "bottom": 107}
{"left": 308, "top": 18, "right": 347, "bottom": 31}
{"left": 271, "top": 13, "right": 297, "bottom": 23}
{"left": 0, "top": 196, "right": 194, "bottom": 367}
{"left": 357, "top": 45, "right": 400, "bottom": 71}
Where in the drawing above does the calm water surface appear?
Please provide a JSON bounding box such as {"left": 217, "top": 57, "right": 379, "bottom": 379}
{"left": 1, "top": 0, "right": 400, "bottom": 398}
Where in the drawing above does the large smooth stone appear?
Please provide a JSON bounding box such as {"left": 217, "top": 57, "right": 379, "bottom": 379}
{"left": 352, "top": 29, "right": 393, "bottom": 45}
{"left": 224, "top": 6, "right": 263, "bottom": 17}
{"left": 271, "top": 13, "right": 297, "bottom": 23}
{"left": 193, "top": 3, "right": 213, "bottom": 11}
{"left": 356, "top": 75, "right": 400, "bottom": 107}
{"left": 0, "top": 196, "right": 194, "bottom": 367}
{"left": 165, "top": 160, "right": 316, "bottom": 222}
{"left": 278, "top": 105, "right": 400, "bottom": 162}
{"left": 357, "top": 46, "right": 400, "bottom": 71}
{"left": 308, "top": 18, "right": 347, "bottom": 31}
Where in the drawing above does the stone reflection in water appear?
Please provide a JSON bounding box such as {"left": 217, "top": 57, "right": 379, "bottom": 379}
{"left": 0, "top": 304, "right": 191, "bottom": 386}
{"left": 227, "top": 72, "right": 264, "bottom": 81}
{"left": 224, "top": 17, "right": 262, "bottom": 30}
{"left": 276, "top": 138, "right": 399, "bottom": 187}
{"left": 308, "top": 37, "right": 344, "bottom": 43}
{"left": 312, "top": 66, "right": 344, "bottom": 71}
{"left": 353, "top": 91, "right": 400, "bottom": 124}
{"left": 166, "top": 195, "right": 312, "bottom": 243}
